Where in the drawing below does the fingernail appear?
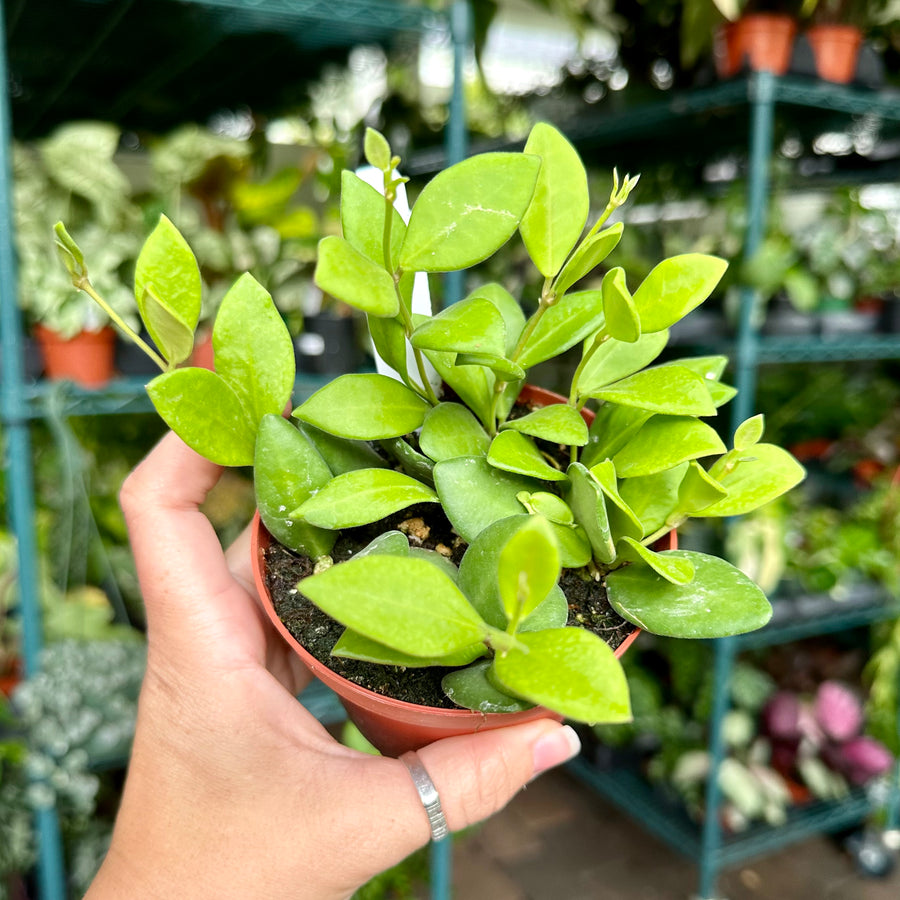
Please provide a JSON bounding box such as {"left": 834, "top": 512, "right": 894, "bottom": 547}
{"left": 532, "top": 724, "right": 581, "bottom": 775}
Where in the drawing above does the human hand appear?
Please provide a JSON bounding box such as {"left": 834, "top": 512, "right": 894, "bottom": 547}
{"left": 85, "top": 432, "right": 581, "bottom": 900}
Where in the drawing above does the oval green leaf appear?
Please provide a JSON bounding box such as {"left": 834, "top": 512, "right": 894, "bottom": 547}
{"left": 140, "top": 283, "right": 195, "bottom": 366}
{"left": 340, "top": 170, "right": 407, "bottom": 270}
{"left": 420, "top": 402, "right": 491, "bottom": 462}
{"left": 553, "top": 223, "right": 623, "bottom": 297}
{"left": 500, "top": 403, "right": 588, "bottom": 446}
{"left": 314, "top": 235, "right": 399, "bottom": 317}
{"left": 576, "top": 329, "right": 669, "bottom": 399}
{"left": 613, "top": 416, "right": 726, "bottom": 478}
{"left": 565, "top": 462, "right": 615, "bottom": 564}
{"left": 517, "top": 290, "right": 605, "bottom": 369}
{"left": 442, "top": 660, "right": 535, "bottom": 713}
{"left": 601, "top": 267, "right": 640, "bottom": 343}
{"left": 333, "top": 629, "right": 484, "bottom": 668}
{"left": 411, "top": 296, "right": 506, "bottom": 357}
{"left": 587, "top": 366, "right": 717, "bottom": 417}
{"left": 498, "top": 516, "right": 560, "bottom": 628}
{"left": 734, "top": 414, "right": 765, "bottom": 452}
{"left": 487, "top": 431, "right": 568, "bottom": 482}
{"left": 618, "top": 536, "right": 695, "bottom": 585}
{"left": 704, "top": 444, "right": 806, "bottom": 517}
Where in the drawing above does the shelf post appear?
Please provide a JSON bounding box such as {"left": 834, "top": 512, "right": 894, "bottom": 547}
{"left": 0, "top": 3, "right": 67, "bottom": 898}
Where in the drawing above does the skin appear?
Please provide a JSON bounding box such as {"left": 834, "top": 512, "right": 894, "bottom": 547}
{"left": 85, "top": 432, "right": 581, "bottom": 900}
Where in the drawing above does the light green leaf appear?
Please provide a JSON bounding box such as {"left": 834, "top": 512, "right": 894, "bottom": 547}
{"left": 565, "top": 462, "right": 615, "bottom": 563}
{"left": 134, "top": 215, "right": 202, "bottom": 347}
{"left": 254, "top": 415, "right": 336, "bottom": 557}
{"left": 333, "top": 629, "right": 484, "bottom": 668}
{"left": 613, "top": 416, "right": 726, "bottom": 478}
{"left": 400, "top": 153, "right": 541, "bottom": 271}
{"left": 518, "top": 491, "right": 574, "bottom": 524}
{"left": 293, "top": 468, "right": 437, "bottom": 528}
{"left": 517, "top": 290, "right": 605, "bottom": 369}
{"left": 411, "top": 296, "right": 506, "bottom": 357}
{"left": 475, "top": 283, "right": 526, "bottom": 356}
{"left": 147, "top": 368, "right": 255, "bottom": 466}
{"left": 488, "top": 431, "right": 568, "bottom": 482}
{"left": 580, "top": 403, "right": 655, "bottom": 468}
{"left": 340, "top": 171, "right": 407, "bottom": 271}
{"left": 500, "top": 403, "right": 588, "bottom": 446}
{"left": 632, "top": 253, "right": 728, "bottom": 333}
{"left": 670, "top": 354, "right": 729, "bottom": 381}
{"left": 434, "top": 457, "right": 542, "bottom": 543}
{"left": 378, "top": 437, "right": 435, "bottom": 485}
{"left": 492, "top": 628, "right": 632, "bottom": 724}
{"left": 704, "top": 445, "right": 806, "bottom": 516}
{"left": 587, "top": 366, "right": 717, "bottom": 417}
{"left": 367, "top": 314, "right": 409, "bottom": 381}
{"left": 554, "top": 224, "right": 623, "bottom": 297}
{"left": 296, "top": 422, "right": 389, "bottom": 474}
{"left": 548, "top": 522, "right": 593, "bottom": 568}
{"left": 140, "top": 284, "right": 194, "bottom": 365}
{"left": 355, "top": 531, "right": 410, "bottom": 557}
{"left": 618, "top": 464, "right": 688, "bottom": 536}
{"left": 457, "top": 515, "right": 567, "bottom": 631}
{"left": 293, "top": 374, "right": 429, "bottom": 440}
{"left": 601, "top": 268, "right": 640, "bottom": 343}
{"left": 519, "top": 122, "right": 590, "bottom": 278}
{"left": 364, "top": 127, "right": 392, "bottom": 170}
{"left": 421, "top": 348, "right": 494, "bottom": 430}
{"left": 588, "top": 459, "right": 643, "bottom": 541}
{"left": 734, "top": 414, "right": 765, "bottom": 452}
{"left": 498, "top": 516, "right": 560, "bottom": 628}
{"left": 453, "top": 353, "right": 525, "bottom": 382}
{"left": 678, "top": 460, "right": 728, "bottom": 515}
{"left": 299, "top": 556, "right": 489, "bottom": 656}
{"left": 576, "top": 329, "right": 669, "bottom": 398}
{"left": 606, "top": 550, "right": 772, "bottom": 638}
{"left": 213, "top": 273, "right": 295, "bottom": 427}
{"left": 420, "top": 402, "right": 490, "bottom": 462}
{"left": 442, "top": 660, "right": 535, "bottom": 713}
{"left": 618, "top": 536, "right": 695, "bottom": 585}
{"left": 314, "top": 235, "right": 399, "bottom": 317}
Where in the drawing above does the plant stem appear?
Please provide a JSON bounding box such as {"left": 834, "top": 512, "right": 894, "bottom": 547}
{"left": 396, "top": 292, "right": 439, "bottom": 406}
{"left": 76, "top": 278, "right": 168, "bottom": 372}
{"left": 568, "top": 330, "right": 610, "bottom": 406}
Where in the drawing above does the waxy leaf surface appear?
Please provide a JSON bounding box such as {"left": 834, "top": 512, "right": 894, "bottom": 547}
{"left": 601, "top": 268, "right": 640, "bottom": 343}
{"left": 554, "top": 223, "right": 623, "bottom": 296}
{"left": 475, "top": 283, "right": 526, "bottom": 355}
{"left": 297, "top": 422, "right": 388, "bottom": 475}
{"left": 140, "top": 284, "right": 194, "bottom": 366}
{"left": 703, "top": 444, "right": 806, "bottom": 516}
{"left": 618, "top": 536, "right": 695, "bottom": 585}
{"left": 419, "top": 402, "right": 490, "bottom": 462}
{"left": 422, "top": 349, "right": 494, "bottom": 430}
{"left": 314, "top": 235, "right": 399, "bottom": 317}
{"left": 587, "top": 366, "right": 716, "bottom": 417}
{"left": 410, "top": 296, "right": 506, "bottom": 357}
{"left": 400, "top": 153, "right": 540, "bottom": 271}
{"left": 333, "top": 629, "right": 483, "bottom": 668}
{"left": 606, "top": 550, "right": 772, "bottom": 638}
{"left": 500, "top": 403, "right": 588, "bottom": 446}
{"left": 339, "top": 170, "right": 407, "bottom": 270}
{"left": 565, "top": 462, "right": 615, "bottom": 563}
{"left": 492, "top": 628, "right": 632, "bottom": 723}
{"left": 516, "top": 290, "right": 605, "bottom": 369}
{"left": 442, "top": 660, "right": 534, "bottom": 713}
{"left": 617, "top": 464, "right": 688, "bottom": 535}
{"left": 488, "top": 431, "right": 567, "bottom": 482}
{"left": 576, "top": 329, "right": 669, "bottom": 398}
{"left": 613, "top": 416, "right": 726, "bottom": 477}
{"left": 498, "top": 516, "right": 560, "bottom": 628}
{"left": 581, "top": 403, "right": 654, "bottom": 468}
{"left": 734, "top": 414, "right": 765, "bottom": 451}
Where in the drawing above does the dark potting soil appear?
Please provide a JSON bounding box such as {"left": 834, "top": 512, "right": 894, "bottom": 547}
{"left": 264, "top": 501, "right": 636, "bottom": 711}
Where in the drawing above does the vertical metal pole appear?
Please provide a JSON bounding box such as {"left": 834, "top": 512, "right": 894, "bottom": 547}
{"left": 441, "top": 0, "right": 470, "bottom": 309}
{"left": 0, "top": 3, "right": 67, "bottom": 897}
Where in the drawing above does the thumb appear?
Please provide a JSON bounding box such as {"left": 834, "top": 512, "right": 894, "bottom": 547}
{"left": 411, "top": 719, "right": 581, "bottom": 835}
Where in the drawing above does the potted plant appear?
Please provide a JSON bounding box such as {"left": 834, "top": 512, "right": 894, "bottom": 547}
{"left": 56, "top": 122, "right": 805, "bottom": 756}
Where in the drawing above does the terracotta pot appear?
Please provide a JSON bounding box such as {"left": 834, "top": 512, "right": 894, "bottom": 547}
{"left": 251, "top": 384, "right": 669, "bottom": 756}
{"left": 806, "top": 24, "right": 863, "bottom": 84}
{"left": 34, "top": 325, "right": 116, "bottom": 388}
{"left": 714, "top": 21, "right": 742, "bottom": 78}
{"left": 732, "top": 13, "right": 797, "bottom": 75}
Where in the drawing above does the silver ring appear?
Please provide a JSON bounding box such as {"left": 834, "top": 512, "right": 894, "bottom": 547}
{"left": 400, "top": 750, "right": 450, "bottom": 842}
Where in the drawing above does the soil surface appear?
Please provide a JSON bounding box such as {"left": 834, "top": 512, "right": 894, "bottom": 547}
{"left": 265, "top": 503, "right": 635, "bottom": 711}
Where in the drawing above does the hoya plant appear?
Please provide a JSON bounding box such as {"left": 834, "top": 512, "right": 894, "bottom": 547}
{"left": 56, "top": 122, "right": 805, "bottom": 724}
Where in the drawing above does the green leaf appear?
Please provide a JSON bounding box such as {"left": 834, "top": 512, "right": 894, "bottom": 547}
{"left": 411, "top": 296, "right": 506, "bottom": 357}
{"left": 548, "top": 523, "right": 593, "bottom": 569}
{"left": 294, "top": 468, "right": 438, "bottom": 529}
{"left": 500, "top": 404, "right": 588, "bottom": 446}
{"left": 421, "top": 347, "right": 494, "bottom": 429}
{"left": 606, "top": 551, "right": 772, "bottom": 638}
{"left": 576, "top": 329, "right": 669, "bottom": 398}
{"left": 293, "top": 374, "right": 429, "bottom": 440}
{"left": 475, "top": 283, "right": 526, "bottom": 356}
{"left": 618, "top": 464, "right": 689, "bottom": 536}
{"left": 134, "top": 215, "right": 202, "bottom": 347}
{"left": 453, "top": 352, "right": 525, "bottom": 382}
{"left": 587, "top": 366, "right": 717, "bottom": 417}
{"left": 632, "top": 254, "right": 728, "bottom": 333}
{"left": 492, "top": 628, "right": 632, "bottom": 724}
{"left": 355, "top": 531, "right": 410, "bottom": 557}
{"left": 442, "top": 660, "right": 535, "bottom": 713}
{"left": 618, "top": 536, "right": 695, "bottom": 585}
{"left": 379, "top": 437, "right": 435, "bottom": 485}
{"left": 498, "top": 516, "right": 560, "bottom": 628}
{"left": 254, "top": 415, "right": 336, "bottom": 557}
{"left": 314, "top": 235, "right": 399, "bottom": 317}
{"left": 709, "top": 381, "right": 738, "bottom": 408}
{"left": 367, "top": 314, "right": 409, "bottom": 381}
{"left": 488, "top": 431, "right": 568, "bottom": 482}
{"left": 457, "top": 515, "right": 567, "bottom": 630}
{"left": 678, "top": 460, "right": 728, "bottom": 515}
{"left": 364, "top": 127, "right": 392, "bottom": 170}
{"left": 670, "top": 354, "right": 729, "bottom": 381}
{"left": 434, "top": 457, "right": 542, "bottom": 543}
{"left": 140, "top": 284, "right": 195, "bottom": 365}
{"left": 517, "top": 491, "right": 573, "bottom": 524}
{"left": 703, "top": 445, "right": 806, "bottom": 516}
{"left": 213, "top": 274, "right": 295, "bottom": 427}
{"left": 53, "top": 221, "right": 86, "bottom": 281}
{"left": 333, "top": 629, "right": 484, "bottom": 668}
{"left": 565, "top": 462, "right": 615, "bottom": 563}
{"left": 299, "top": 556, "right": 489, "bottom": 656}
{"left": 517, "top": 290, "right": 605, "bottom": 369}
{"left": 613, "top": 416, "right": 726, "bottom": 478}
{"left": 580, "top": 403, "right": 655, "bottom": 468}
{"left": 601, "top": 268, "right": 640, "bottom": 343}
{"left": 734, "top": 414, "right": 765, "bottom": 451}
{"left": 419, "top": 402, "right": 490, "bottom": 462}
{"left": 519, "top": 122, "right": 590, "bottom": 278}
{"left": 588, "top": 459, "right": 643, "bottom": 541}
{"left": 340, "top": 171, "right": 407, "bottom": 271}
{"left": 147, "top": 368, "right": 256, "bottom": 466}
{"left": 296, "top": 422, "right": 389, "bottom": 474}
{"left": 400, "top": 153, "right": 540, "bottom": 271}
{"left": 554, "top": 224, "right": 623, "bottom": 297}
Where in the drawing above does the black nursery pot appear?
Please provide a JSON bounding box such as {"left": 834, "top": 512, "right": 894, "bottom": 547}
{"left": 295, "top": 312, "right": 364, "bottom": 375}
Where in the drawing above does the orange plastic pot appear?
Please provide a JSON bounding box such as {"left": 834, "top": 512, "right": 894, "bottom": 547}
{"left": 806, "top": 24, "right": 863, "bottom": 84}
{"left": 733, "top": 13, "right": 797, "bottom": 75}
{"left": 34, "top": 325, "right": 116, "bottom": 388}
{"left": 714, "top": 22, "right": 742, "bottom": 78}
{"left": 251, "top": 384, "right": 662, "bottom": 756}
{"left": 189, "top": 329, "right": 215, "bottom": 371}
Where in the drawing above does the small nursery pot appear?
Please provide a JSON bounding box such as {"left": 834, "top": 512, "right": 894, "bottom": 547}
{"left": 251, "top": 384, "right": 657, "bottom": 756}
{"left": 732, "top": 13, "right": 797, "bottom": 75}
{"left": 806, "top": 24, "right": 863, "bottom": 84}
{"left": 34, "top": 325, "right": 116, "bottom": 388}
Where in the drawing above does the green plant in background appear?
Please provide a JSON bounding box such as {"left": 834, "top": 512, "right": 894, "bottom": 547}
{"left": 59, "top": 121, "right": 805, "bottom": 724}
{"left": 14, "top": 122, "right": 143, "bottom": 339}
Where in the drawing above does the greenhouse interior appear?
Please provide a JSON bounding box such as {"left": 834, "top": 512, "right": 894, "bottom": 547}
{"left": 3, "top": 1, "right": 900, "bottom": 898}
